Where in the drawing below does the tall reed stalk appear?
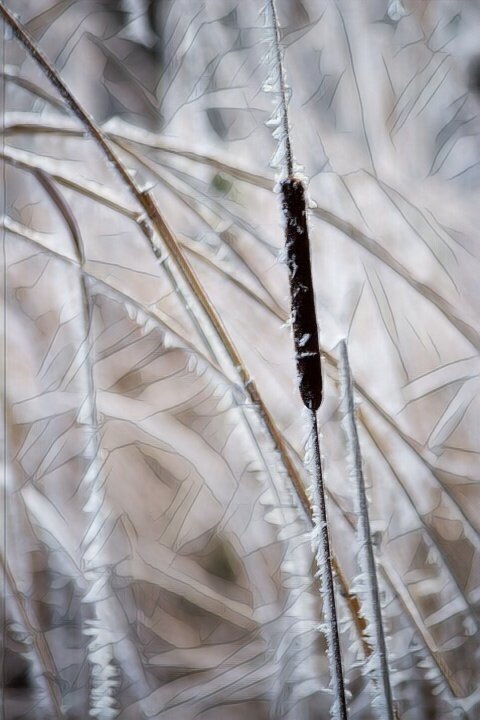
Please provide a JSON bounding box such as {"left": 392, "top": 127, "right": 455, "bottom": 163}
{"left": 339, "top": 339, "right": 395, "bottom": 720}
{"left": 267, "top": 1, "right": 348, "bottom": 716}
{"left": 280, "top": 177, "right": 348, "bottom": 720}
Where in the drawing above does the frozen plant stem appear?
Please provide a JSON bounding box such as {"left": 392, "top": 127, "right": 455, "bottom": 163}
{"left": 267, "top": 0, "right": 293, "bottom": 178}
{"left": 281, "top": 179, "right": 348, "bottom": 720}
{"left": 310, "top": 410, "right": 348, "bottom": 720}
{"left": 268, "top": 1, "right": 348, "bottom": 713}
{"left": 339, "top": 340, "right": 395, "bottom": 720}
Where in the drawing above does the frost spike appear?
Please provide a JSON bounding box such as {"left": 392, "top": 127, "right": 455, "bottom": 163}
{"left": 339, "top": 339, "right": 396, "bottom": 720}
{"left": 266, "top": 0, "right": 293, "bottom": 177}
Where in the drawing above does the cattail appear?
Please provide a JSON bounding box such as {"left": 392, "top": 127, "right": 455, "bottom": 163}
{"left": 266, "top": 1, "right": 348, "bottom": 716}
{"left": 281, "top": 177, "right": 322, "bottom": 411}
{"left": 280, "top": 173, "right": 348, "bottom": 720}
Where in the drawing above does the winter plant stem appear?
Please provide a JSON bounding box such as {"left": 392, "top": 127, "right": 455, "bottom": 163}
{"left": 281, "top": 177, "right": 348, "bottom": 719}
{"left": 310, "top": 410, "right": 349, "bottom": 720}
{"left": 269, "top": 1, "right": 349, "bottom": 713}
{"left": 267, "top": 0, "right": 293, "bottom": 178}
{"left": 339, "top": 340, "right": 395, "bottom": 720}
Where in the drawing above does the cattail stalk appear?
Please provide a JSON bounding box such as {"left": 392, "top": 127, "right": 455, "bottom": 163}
{"left": 266, "top": 0, "right": 348, "bottom": 715}
{"left": 339, "top": 339, "right": 395, "bottom": 720}
{"left": 281, "top": 177, "right": 348, "bottom": 720}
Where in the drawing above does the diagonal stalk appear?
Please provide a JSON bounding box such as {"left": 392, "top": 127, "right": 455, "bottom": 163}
{"left": 0, "top": 1, "right": 369, "bottom": 670}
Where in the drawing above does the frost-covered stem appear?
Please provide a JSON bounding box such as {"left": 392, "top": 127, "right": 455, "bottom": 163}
{"left": 267, "top": 0, "right": 293, "bottom": 178}
{"left": 339, "top": 340, "right": 395, "bottom": 720}
{"left": 310, "top": 410, "right": 348, "bottom": 720}
{"left": 79, "top": 287, "right": 120, "bottom": 719}
{"left": 280, "top": 176, "right": 347, "bottom": 716}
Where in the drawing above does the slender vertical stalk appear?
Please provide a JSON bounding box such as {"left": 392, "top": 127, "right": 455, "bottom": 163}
{"left": 0, "top": 1, "right": 366, "bottom": 685}
{"left": 267, "top": 0, "right": 293, "bottom": 178}
{"left": 267, "top": 1, "right": 348, "bottom": 714}
{"left": 310, "top": 410, "right": 349, "bottom": 720}
{"left": 339, "top": 340, "right": 395, "bottom": 720}
{"left": 79, "top": 285, "right": 121, "bottom": 719}
{"left": 280, "top": 177, "right": 348, "bottom": 719}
